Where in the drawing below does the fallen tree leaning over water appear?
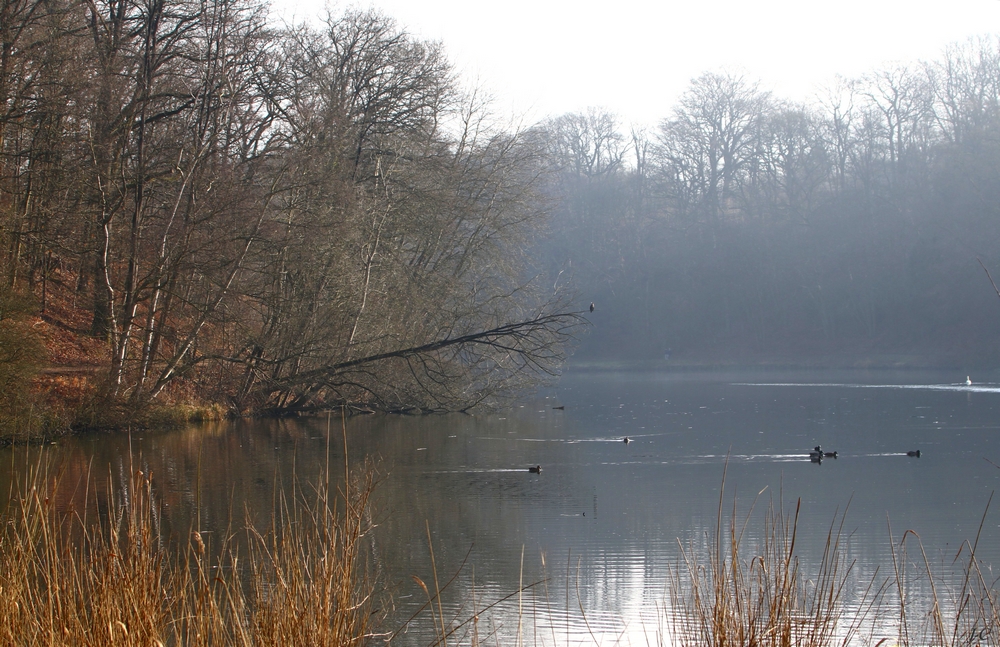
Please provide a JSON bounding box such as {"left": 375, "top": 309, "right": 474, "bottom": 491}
{"left": 246, "top": 309, "right": 590, "bottom": 415}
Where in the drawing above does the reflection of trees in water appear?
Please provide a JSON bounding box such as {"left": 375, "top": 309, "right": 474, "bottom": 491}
{"left": 1, "top": 419, "right": 349, "bottom": 559}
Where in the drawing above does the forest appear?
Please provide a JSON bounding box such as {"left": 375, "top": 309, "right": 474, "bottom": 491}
{"left": 3, "top": 0, "right": 1000, "bottom": 432}
{"left": 542, "top": 56, "right": 1000, "bottom": 365}
{"left": 0, "top": 0, "right": 584, "bottom": 430}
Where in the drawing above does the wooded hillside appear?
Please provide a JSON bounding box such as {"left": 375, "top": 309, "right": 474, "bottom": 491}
{"left": 0, "top": 0, "right": 580, "bottom": 430}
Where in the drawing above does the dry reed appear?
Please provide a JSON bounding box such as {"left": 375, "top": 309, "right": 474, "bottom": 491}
{"left": 668, "top": 470, "right": 1000, "bottom": 647}
{"left": 0, "top": 452, "right": 380, "bottom": 646}
{"left": 3, "top": 447, "right": 999, "bottom": 647}
{"left": 668, "top": 465, "right": 888, "bottom": 647}
{"left": 887, "top": 492, "right": 1000, "bottom": 647}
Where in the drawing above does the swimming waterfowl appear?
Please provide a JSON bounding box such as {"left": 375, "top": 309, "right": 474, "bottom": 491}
{"left": 810, "top": 454, "right": 823, "bottom": 463}
{"left": 967, "top": 376, "right": 972, "bottom": 385}
{"left": 528, "top": 465, "right": 542, "bottom": 473}
{"left": 824, "top": 451, "right": 838, "bottom": 458}
{"left": 809, "top": 445, "right": 823, "bottom": 456}
{"left": 906, "top": 450, "right": 921, "bottom": 458}
{"left": 623, "top": 436, "right": 631, "bottom": 444}
{"left": 552, "top": 405, "right": 565, "bottom": 410}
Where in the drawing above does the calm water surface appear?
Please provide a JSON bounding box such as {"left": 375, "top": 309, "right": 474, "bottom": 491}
{"left": 4, "top": 367, "right": 1000, "bottom": 645}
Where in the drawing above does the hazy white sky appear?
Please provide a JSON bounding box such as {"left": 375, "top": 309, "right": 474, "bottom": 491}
{"left": 273, "top": 0, "right": 1000, "bottom": 127}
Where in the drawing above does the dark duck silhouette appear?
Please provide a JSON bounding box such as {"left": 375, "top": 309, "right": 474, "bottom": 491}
{"left": 809, "top": 446, "right": 826, "bottom": 463}
{"left": 906, "top": 450, "right": 921, "bottom": 458}
{"left": 528, "top": 465, "right": 542, "bottom": 473}
{"left": 810, "top": 445, "right": 838, "bottom": 459}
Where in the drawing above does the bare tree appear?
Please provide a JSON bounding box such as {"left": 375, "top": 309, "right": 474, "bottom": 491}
{"left": 0, "top": 3, "right": 584, "bottom": 416}
{"left": 217, "top": 13, "right": 579, "bottom": 414}
{"left": 657, "top": 72, "right": 771, "bottom": 227}
{"left": 544, "top": 108, "right": 627, "bottom": 179}
{"left": 858, "top": 64, "right": 934, "bottom": 185}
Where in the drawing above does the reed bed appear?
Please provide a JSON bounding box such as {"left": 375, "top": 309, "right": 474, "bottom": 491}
{"left": 0, "top": 455, "right": 380, "bottom": 646}
{"left": 2, "top": 449, "right": 999, "bottom": 647}
{"left": 665, "top": 475, "right": 1000, "bottom": 647}
{"left": 666, "top": 470, "right": 889, "bottom": 647}
{"left": 886, "top": 493, "right": 1000, "bottom": 647}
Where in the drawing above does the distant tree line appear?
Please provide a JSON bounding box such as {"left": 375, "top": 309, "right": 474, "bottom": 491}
{"left": 538, "top": 42, "right": 1000, "bottom": 366}
{"left": 0, "top": 0, "right": 582, "bottom": 416}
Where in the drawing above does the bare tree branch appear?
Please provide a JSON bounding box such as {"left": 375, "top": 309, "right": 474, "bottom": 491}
{"left": 260, "top": 309, "right": 588, "bottom": 409}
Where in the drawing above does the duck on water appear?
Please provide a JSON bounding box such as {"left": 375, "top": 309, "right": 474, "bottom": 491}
{"left": 809, "top": 445, "right": 838, "bottom": 459}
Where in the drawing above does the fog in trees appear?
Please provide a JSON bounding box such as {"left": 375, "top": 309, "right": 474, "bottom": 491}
{"left": 3, "top": 0, "right": 1000, "bottom": 420}
{"left": 536, "top": 49, "right": 1000, "bottom": 367}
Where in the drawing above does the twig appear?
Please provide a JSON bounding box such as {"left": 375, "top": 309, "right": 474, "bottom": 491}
{"left": 977, "top": 258, "right": 1000, "bottom": 301}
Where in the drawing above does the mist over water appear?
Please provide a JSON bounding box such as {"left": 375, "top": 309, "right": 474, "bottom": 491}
{"left": 3, "top": 366, "right": 999, "bottom": 645}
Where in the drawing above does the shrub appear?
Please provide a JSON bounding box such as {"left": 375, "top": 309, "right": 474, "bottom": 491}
{"left": 0, "top": 285, "right": 49, "bottom": 443}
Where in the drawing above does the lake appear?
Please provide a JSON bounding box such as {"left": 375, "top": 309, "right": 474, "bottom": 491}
{"left": 3, "top": 366, "right": 1000, "bottom": 645}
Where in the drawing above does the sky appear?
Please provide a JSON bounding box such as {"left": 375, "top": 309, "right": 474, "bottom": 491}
{"left": 272, "top": 0, "right": 1000, "bottom": 128}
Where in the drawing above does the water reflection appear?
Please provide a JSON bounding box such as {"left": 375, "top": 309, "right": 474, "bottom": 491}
{"left": 2, "top": 368, "right": 999, "bottom": 645}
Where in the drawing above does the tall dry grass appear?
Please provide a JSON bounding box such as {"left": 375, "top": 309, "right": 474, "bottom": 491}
{"left": 668, "top": 465, "right": 889, "bottom": 647}
{"left": 3, "top": 444, "right": 998, "bottom": 647}
{"left": 668, "top": 469, "right": 1000, "bottom": 647}
{"left": 0, "top": 452, "right": 381, "bottom": 646}
{"left": 887, "top": 492, "right": 1000, "bottom": 647}
{"left": 383, "top": 469, "right": 1000, "bottom": 647}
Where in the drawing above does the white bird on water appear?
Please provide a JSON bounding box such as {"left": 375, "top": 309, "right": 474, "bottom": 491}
{"left": 966, "top": 376, "right": 972, "bottom": 386}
